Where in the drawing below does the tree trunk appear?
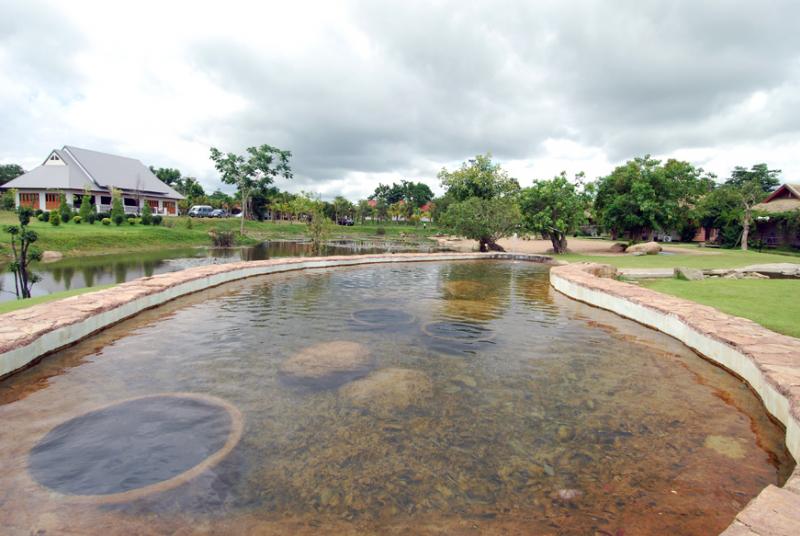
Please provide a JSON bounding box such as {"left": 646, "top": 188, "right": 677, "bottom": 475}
{"left": 481, "top": 238, "right": 505, "bottom": 252}
{"left": 741, "top": 210, "right": 750, "bottom": 251}
{"left": 550, "top": 232, "right": 568, "bottom": 254}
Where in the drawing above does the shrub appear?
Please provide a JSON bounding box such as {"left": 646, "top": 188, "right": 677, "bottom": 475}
{"left": 152, "top": 215, "right": 163, "bottom": 226}
{"left": 37, "top": 213, "right": 45, "bottom": 221}
{"left": 41, "top": 211, "right": 50, "bottom": 222}
{"left": 87, "top": 213, "right": 96, "bottom": 224}
{"left": 376, "top": 226, "right": 386, "bottom": 236}
{"left": 78, "top": 192, "right": 93, "bottom": 223}
{"left": 185, "top": 218, "right": 193, "bottom": 229}
{"left": 110, "top": 189, "right": 125, "bottom": 223}
{"left": 58, "top": 194, "right": 71, "bottom": 224}
{"left": 95, "top": 211, "right": 110, "bottom": 220}
{"left": 1, "top": 189, "right": 15, "bottom": 210}
{"left": 73, "top": 215, "right": 82, "bottom": 224}
{"left": 127, "top": 217, "right": 136, "bottom": 225}
{"left": 210, "top": 230, "right": 235, "bottom": 247}
{"left": 162, "top": 217, "right": 174, "bottom": 228}
{"left": 113, "top": 213, "right": 125, "bottom": 226}
{"left": 102, "top": 218, "right": 111, "bottom": 226}
{"left": 35, "top": 208, "right": 43, "bottom": 216}
{"left": 50, "top": 211, "right": 61, "bottom": 226}
{"left": 141, "top": 202, "right": 153, "bottom": 225}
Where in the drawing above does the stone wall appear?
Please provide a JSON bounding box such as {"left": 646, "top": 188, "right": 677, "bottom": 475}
{"left": 550, "top": 262, "right": 800, "bottom": 536}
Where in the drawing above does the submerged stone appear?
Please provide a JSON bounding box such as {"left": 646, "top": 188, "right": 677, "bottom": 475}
{"left": 279, "top": 341, "right": 372, "bottom": 387}
{"left": 704, "top": 435, "right": 746, "bottom": 459}
{"left": 340, "top": 367, "right": 433, "bottom": 413}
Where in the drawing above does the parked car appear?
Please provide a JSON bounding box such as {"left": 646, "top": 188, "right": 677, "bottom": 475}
{"left": 188, "top": 205, "right": 214, "bottom": 217}
{"left": 337, "top": 217, "right": 355, "bottom": 226}
{"left": 210, "top": 209, "right": 227, "bottom": 218}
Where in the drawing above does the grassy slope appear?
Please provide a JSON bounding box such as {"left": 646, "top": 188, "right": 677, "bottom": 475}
{"left": 0, "top": 211, "right": 440, "bottom": 259}
{"left": 0, "top": 285, "right": 114, "bottom": 315}
{"left": 640, "top": 278, "right": 800, "bottom": 338}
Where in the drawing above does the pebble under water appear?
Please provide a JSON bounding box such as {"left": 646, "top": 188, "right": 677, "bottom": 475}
{"left": 0, "top": 261, "right": 794, "bottom": 535}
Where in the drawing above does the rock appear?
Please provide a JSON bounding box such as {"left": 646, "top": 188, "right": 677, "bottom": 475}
{"left": 340, "top": 367, "right": 433, "bottom": 413}
{"left": 674, "top": 267, "right": 704, "bottom": 281}
{"left": 40, "top": 250, "right": 63, "bottom": 263}
{"left": 279, "top": 341, "right": 372, "bottom": 385}
{"left": 553, "top": 488, "right": 583, "bottom": 502}
{"left": 738, "top": 263, "right": 800, "bottom": 278}
{"left": 609, "top": 242, "right": 628, "bottom": 253}
{"left": 723, "top": 272, "right": 744, "bottom": 280}
{"left": 626, "top": 241, "right": 662, "bottom": 255}
{"left": 581, "top": 263, "right": 618, "bottom": 279}
{"left": 704, "top": 435, "right": 745, "bottom": 459}
{"left": 742, "top": 272, "right": 769, "bottom": 279}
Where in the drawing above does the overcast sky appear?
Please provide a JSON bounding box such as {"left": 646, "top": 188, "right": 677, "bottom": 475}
{"left": 1, "top": 0, "right": 798, "bottom": 199}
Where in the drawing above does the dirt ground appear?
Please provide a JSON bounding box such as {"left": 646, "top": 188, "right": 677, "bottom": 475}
{"left": 436, "top": 236, "right": 710, "bottom": 256}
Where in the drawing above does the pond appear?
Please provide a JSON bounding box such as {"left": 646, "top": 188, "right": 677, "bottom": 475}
{"left": 0, "top": 239, "right": 444, "bottom": 303}
{"left": 0, "top": 261, "right": 793, "bottom": 535}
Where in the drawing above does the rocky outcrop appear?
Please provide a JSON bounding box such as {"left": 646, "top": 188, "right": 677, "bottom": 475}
{"left": 674, "top": 267, "right": 705, "bottom": 281}
{"left": 340, "top": 367, "right": 433, "bottom": 413}
{"left": 626, "top": 241, "right": 662, "bottom": 255}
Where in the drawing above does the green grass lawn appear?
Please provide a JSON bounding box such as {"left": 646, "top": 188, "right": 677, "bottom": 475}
{"left": 561, "top": 246, "right": 799, "bottom": 270}
{"left": 640, "top": 278, "right": 800, "bottom": 338}
{"left": 0, "top": 211, "right": 440, "bottom": 260}
{"left": 0, "top": 285, "right": 114, "bottom": 315}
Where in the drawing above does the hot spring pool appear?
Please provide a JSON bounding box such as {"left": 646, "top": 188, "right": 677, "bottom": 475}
{"left": 0, "top": 261, "right": 793, "bottom": 535}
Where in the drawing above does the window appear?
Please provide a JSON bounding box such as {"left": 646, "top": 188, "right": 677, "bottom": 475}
{"left": 147, "top": 199, "right": 159, "bottom": 209}
{"left": 123, "top": 198, "right": 138, "bottom": 207}
{"left": 100, "top": 196, "right": 112, "bottom": 205}
{"left": 45, "top": 193, "right": 60, "bottom": 210}
{"left": 163, "top": 201, "right": 176, "bottom": 214}
{"left": 19, "top": 193, "right": 39, "bottom": 208}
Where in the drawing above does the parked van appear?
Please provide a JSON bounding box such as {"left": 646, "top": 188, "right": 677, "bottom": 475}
{"left": 187, "top": 205, "right": 214, "bottom": 217}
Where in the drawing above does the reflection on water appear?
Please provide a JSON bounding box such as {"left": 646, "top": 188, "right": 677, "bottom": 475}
{"left": 0, "top": 261, "right": 793, "bottom": 535}
{"left": 0, "top": 240, "right": 444, "bottom": 302}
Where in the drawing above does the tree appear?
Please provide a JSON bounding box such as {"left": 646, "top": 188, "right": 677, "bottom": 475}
{"left": 520, "top": 172, "right": 589, "bottom": 254}
{"left": 58, "top": 193, "right": 72, "bottom": 224}
{"left": 441, "top": 197, "right": 521, "bottom": 252}
{"left": 209, "top": 144, "right": 293, "bottom": 234}
{"left": 2, "top": 188, "right": 17, "bottom": 210}
{"left": 0, "top": 164, "right": 24, "bottom": 186}
{"left": 111, "top": 188, "right": 125, "bottom": 226}
{"left": 141, "top": 201, "right": 153, "bottom": 225}
{"left": 594, "top": 156, "right": 714, "bottom": 240}
{"left": 356, "top": 199, "right": 373, "bottom": 224}
{"left": 726, "top": 163, "right": 781, "bottom": 193}
{"left": 149, "top": 166, "right": 182, "bottom": 186}
{"left": 738, "top": 179, "right": 767, "bottom": 251}
{"left": 439, "top": 154, "right": 521, "bottom": 250}
{"left": 438, "top": 153, "right": 520, "bottom": 202}
{"left": 332, "top": 196, "right": 354, "bottom": 223}
{"left": 175, "top": 177, "right": 206, "bottom": 200}
{"left": 78, "top": 188, "right": 93, "bottom": 223}
{"left": 4, "top": 207, "right": 41, "bottom": 299}
{"left": 375, "top": 198, "right": 389, "bottom": 223}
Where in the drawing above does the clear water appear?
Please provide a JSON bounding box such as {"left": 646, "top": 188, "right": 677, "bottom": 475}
{"left": 0, "top": 261, "right": 793, "bottom": 535}
{"left": 0, "top": 239, "right": 445, "bottom": 302}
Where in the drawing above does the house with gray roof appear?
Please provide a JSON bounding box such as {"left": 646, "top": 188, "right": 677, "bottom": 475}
{"left": 2, "top": 146, "right": 183, "bottom": 215}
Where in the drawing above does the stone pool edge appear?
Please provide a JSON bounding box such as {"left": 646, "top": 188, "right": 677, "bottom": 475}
{"left": 550, "top": 262, "right": 800, "bottom": 536}
{"left": 0, "top": 252, "right": 551, "bottom": 379}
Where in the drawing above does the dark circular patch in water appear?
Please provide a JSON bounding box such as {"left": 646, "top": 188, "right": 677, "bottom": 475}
{"left": 29, "top": 395, "right": 234, "bottom": 497}
{"left": 422, "top": 321, "right": 496, "bottom": 343}
{"left": 351, "top": 307, "right": 416, "bottom": 327}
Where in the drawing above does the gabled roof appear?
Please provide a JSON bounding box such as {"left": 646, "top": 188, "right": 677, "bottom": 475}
{"left": 3, "top": 145, "right": 184, "bottom": 199}
{"left": 754, "top": 183, "right": 800, "bottom": 214}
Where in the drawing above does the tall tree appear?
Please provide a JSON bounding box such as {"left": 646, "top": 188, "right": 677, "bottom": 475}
{"left": 438, "top": 153, "right": 520, "bottom": 202}
{"left": 726, "top": 164, "right": 781, "bottom": 193}
{"left": 520, "top": 172, "right": 589, "bottom": 254}
{"left": 0, "top": 164, "right": 25, "bottom": 186}
{"left": 209, "top": 144, "right": 293, "bottom": 233}
{"left": 149, "top": 166, "right": 182, "bottom": 186}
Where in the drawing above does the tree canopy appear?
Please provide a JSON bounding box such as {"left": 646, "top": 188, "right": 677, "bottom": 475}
{"left": 370, "top": 180, "right": 434, "bottom": 209}
{"left": 520, "top": 172, "right": 589, "bottom": 254}
{"left": 438, "top": 153, "right": 520, "bottom": 202}
{"left": 725, "top": 163, "right": 781, "bottom": 193}
{"left": 0, "top": 164, "right": 25, "bottom": 186}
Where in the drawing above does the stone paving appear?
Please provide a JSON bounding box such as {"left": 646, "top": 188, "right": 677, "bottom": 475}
{"left": 550, "top": 262, "right": 800, "bottom": 536}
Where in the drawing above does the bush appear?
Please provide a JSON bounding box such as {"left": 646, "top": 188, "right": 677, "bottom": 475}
{"left": 141, "top": 202, "right": 153, "bottom": 225}
{"left": 96, "top": 211, "right": 110, "bottom": 220}
{"left": 127, "top": 217, "right": 136, "bottom": 225}
{"left": 210, "top": 230, "right": 235, "bottom": 247}
{"left": 50, "top": 211, "right": 61, "bottom": 226}
{"left": 102, "top": 218, "right": 111, "bottom": 226}
{"left": 35, "top": 208, "right": 43, "bottom": 216}
{"left": 87, "top": 213, "right": 96, "bottom": 224}
{"left": 152, "top": 215, "right": 163, "bottom": 226}
{"left": 1, "top": 190, "right": 15, "bottom": 210}
{"left": 41, "top": 211, "right": 50, "bottom": 222}
{"left": 185, "top": 218, "right": 193, "bottom": 229}
{"left": 73, "top": 215, "right": 82, "bottom": 224}
{"left": 37, "top": 213, "right": 45, "bottom": 221}
{"left": 113, "top": 213, "right": 124, "bottom": 226}
{"left": 376, "top": 226, "right": 386, "bottom": 236}
{"left": 162, "top": 217, "right": 174, "bottom": 228}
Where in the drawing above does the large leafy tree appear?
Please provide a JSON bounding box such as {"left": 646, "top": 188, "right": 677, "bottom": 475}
{"left": 439, "top": 154, "right": 521, "bottom": 251}
{"left": 726, "top": 163, "right": 781, "bottom": 193}
{"left": 520, "top": 172, "right": 589, "bottom": 254}
{"left": 0, "top": 164, "right": 24, "bottom": 186}
{"left": 369, "top": 180, "right": 434, "bottom": 220}
{"left": 149, "top": 166, "right": 182, "bottom": 186}
{"left": 594, "top": 155, "right": 714, "bottom": 240}
{"left": 209, "top": 144, "right": 293, "bottom": 233}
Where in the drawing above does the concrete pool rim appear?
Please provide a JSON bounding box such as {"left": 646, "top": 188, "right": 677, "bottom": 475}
{"left": 24, "top": 392, "right": 244, "bottom": 505}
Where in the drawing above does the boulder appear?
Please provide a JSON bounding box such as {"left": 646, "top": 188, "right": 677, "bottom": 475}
{"left": 674, "top": 267, "right": 704, "bottom": 281}
{"left": 40, "top": 251, "right": 63, "bottom": 263}
{"left": 279, "top": 341, "right": 372, "bottom": 385}
{"left": 609, "top": 242, "right": 628, "bottom": 253}
{"left": 581, "top": 263, "right": 618, "bottom": 279}
{"left": 340, "top": 367, "right": 433, "bottom": 413}
{"left": 626, "top": 241, "right": 662, "bottom": 255}
{"left": 738, "top": 263, "right": 800, "bottom": 278}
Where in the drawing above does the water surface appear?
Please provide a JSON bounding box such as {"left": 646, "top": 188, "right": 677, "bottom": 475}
{"left": 0, "top": 261, "right": 792, "bottom": 535}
